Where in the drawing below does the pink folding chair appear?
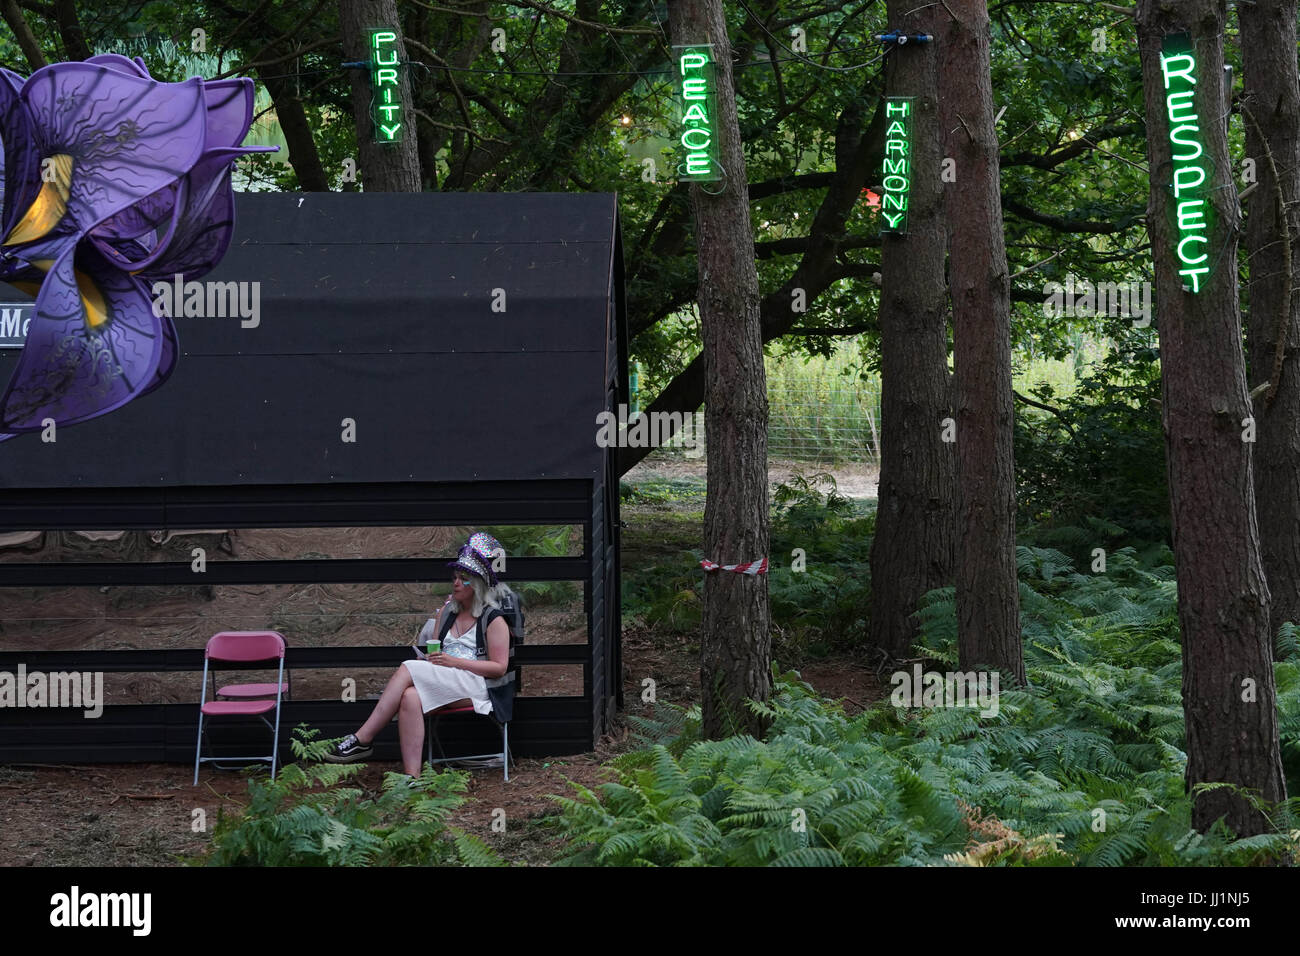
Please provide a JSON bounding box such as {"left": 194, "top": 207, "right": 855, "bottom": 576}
{"left": 193, "top": 631, "right": 286, "bottom": 785}
{"left": 216, "top": 673, "right": 291, "bottom": 701}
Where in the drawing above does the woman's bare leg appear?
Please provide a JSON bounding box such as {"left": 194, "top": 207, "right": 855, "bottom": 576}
{"left": 354, "top": 664, "right": 416, "bottom": 744}
{"left": 398, "top": 686, "right": 426, "bottom": 776}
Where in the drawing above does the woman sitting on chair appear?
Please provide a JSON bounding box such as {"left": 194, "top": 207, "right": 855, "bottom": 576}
{"left": 324, "top": 532, "right": 514, "bottom": 776}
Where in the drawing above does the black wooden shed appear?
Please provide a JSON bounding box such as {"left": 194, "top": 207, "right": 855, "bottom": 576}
{"left": 0, "top": 191, "right": 626, "bottom": 764}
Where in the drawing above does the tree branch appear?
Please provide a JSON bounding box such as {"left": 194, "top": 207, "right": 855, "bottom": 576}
{"left": 504, "top": 0, "right": 660, "bottom": 34}
{"left": 748, "top": 172, "right": 836, "bottom": 200}
{"left": 412, "top": 107, "right": 508, "bottom": 144}
{"left": 405, "top": 37, "right": 479, "bottom": 146}
{"left": 1014, "top": 389, "right": 1077, "bottom": 438}
{"left": 1000, "top": 122, "right": 1141, "bottom": 170}
{"left": 212, "top": 35, "right": 340, "bottom": 80}
{"left": 755, "top": 233, "right": 879, "bottom": 259}
{"left": 785, "top": 324, "right": 878, "bottom": 336}
{"left": 1, "top": 0, "right": 47, "bottom": 69}
{"left": 1003, "top": 196, "right": 1138, "bottom": 233}
{"left": 462, "top": 88, "right": 520, "bottom": 134}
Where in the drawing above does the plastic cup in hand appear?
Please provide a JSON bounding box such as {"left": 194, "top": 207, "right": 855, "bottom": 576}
{"left": 427, "top": 639, "right": 440, "bottom": 656}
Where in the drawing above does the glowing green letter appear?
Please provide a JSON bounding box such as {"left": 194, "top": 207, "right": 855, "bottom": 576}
{"left": 880, "top": 96, "right": 913, "bottom": 235}
{"left": 1160, "top": 34, "right": 1213, "bottom": 293}
{"left": 675, "top": 45, "right": 720, "bottom": 181}
{"left": 368, "top": 28, "right": 403, "bottom": 144}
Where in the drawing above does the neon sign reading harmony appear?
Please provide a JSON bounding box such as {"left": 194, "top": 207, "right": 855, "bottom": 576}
{"left": 675, "top": 45, "right": 721, "bottom": 181}
{"left": 1160, "top": 34, "right": 1212, "bottom": 292}
{"left": 369, "top": 28, "right": 403, "bottom": 144}
{"left": 881, "top": 97, "right": 912, "bottom": 233}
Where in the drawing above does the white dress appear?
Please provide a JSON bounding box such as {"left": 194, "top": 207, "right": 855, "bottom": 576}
{"left": 402, "top": 617, "right": 492, "bottom": 715}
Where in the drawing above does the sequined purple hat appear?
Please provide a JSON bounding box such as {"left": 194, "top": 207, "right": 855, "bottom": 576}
{"left": 447, "top": 532, "right": 505, "bottom": 587}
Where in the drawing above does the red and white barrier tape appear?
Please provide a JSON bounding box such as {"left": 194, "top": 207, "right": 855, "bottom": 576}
{"left": 700, "top": 557, "right": 769, "bottom": 575}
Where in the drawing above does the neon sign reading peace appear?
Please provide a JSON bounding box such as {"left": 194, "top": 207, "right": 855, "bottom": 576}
{"left": 675, "top": 45, "right": 721, "bottom": 181}
{"left": 881, "top": 97, "right": 912, "bottom": 234}
{"left": 369, "top": 28, "right": 403, "bottom": 144}
{"left": 1160, "top": 34, "right": 1212, "bottom": 293}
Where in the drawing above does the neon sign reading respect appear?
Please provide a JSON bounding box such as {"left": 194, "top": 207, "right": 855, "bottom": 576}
{"left": 675, "top": 45, "right": 720, "bottom": 181}
{"left": 881, "top": 97, "right": 912, "bottom": 233}
{"left": 1160, "top": 34, "right": 1212, "bottom": 292}
{"left": 369, "top": 28, "right": 403, "bottom": 144}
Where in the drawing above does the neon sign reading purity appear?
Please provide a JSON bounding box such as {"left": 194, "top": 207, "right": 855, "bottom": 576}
{"left": 881, "top": 97, "right": 912, "bottom": 233}
{"left": 369, "top": 29, "right": 403, "bottom": 144}
{"left": 675, "top": 45, "right": 720, "bottom": 181}
{"left": 1160, "top": 34, "right": 1212, "bottom": 292}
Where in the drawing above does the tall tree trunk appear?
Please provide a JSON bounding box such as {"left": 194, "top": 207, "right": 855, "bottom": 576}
{"left": 0, "top": 0, "right": 47, "bottom": 70}
{"left": 869, "top": 0, "right": 955, "bottom": 660}
{"left": 257, "top": 64, "right": 332, "bottom": 192}
{"left": 339, "top": 0, "right": 422, "bottom": 192}
{"left": 1136, "top": 0, "right": 1287, "bottom": 836}
{"left": 405, "top": 0, "right": 440, "bottom": 191}
{"left": 937, "top": 0, "right": 1023, "bottom": 683}
{"left": 1241, "top": 0, "right": 1300, "bottom": 660}
{"left": 52, "top": 0, "right": 90, "bottom": 60}
{"left": 666, "top": 0, "right": 771, "bottom": 739}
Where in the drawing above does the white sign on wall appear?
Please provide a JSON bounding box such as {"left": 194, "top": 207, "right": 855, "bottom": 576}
{"left": 0, "top": 303, "right": 32, "bottom": 349}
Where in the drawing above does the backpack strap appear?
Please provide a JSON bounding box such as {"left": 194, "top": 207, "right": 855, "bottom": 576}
{"left": 477, "top": 606, "right": 516, "bottom": 706}
{"left": 436, "top": 604, "right": 456, "bottom": 642}
{"left": 475, "top": 607, "right": 502, "bottom": 659}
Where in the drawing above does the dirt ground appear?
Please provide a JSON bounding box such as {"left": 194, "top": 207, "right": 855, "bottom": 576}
{"left": 626, "top": 456, "right": 879, "bottom": 500}
{"left": 0, "top": 458, "right": 883, "bottom": 866}
{"left": 0, "top": 655, "right": 888, "bottom": 867}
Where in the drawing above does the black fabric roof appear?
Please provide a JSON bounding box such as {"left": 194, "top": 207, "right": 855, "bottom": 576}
{"left": 0, "top": 192, "right": 622, "bottom": 489}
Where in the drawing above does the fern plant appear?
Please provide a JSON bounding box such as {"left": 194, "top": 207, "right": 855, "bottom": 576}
{"left": 554, "top": 531, "right": 1299, "bottom": 865}
{"left": 197, "top": 727, "right": 505, "bottom": 867}
{"left": 554, "top": 677, "right": 975, "bottom": 866}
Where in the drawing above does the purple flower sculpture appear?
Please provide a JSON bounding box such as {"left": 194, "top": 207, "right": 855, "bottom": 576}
{"left": 0, "top": 54, "right": 276, "bottom": 440}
